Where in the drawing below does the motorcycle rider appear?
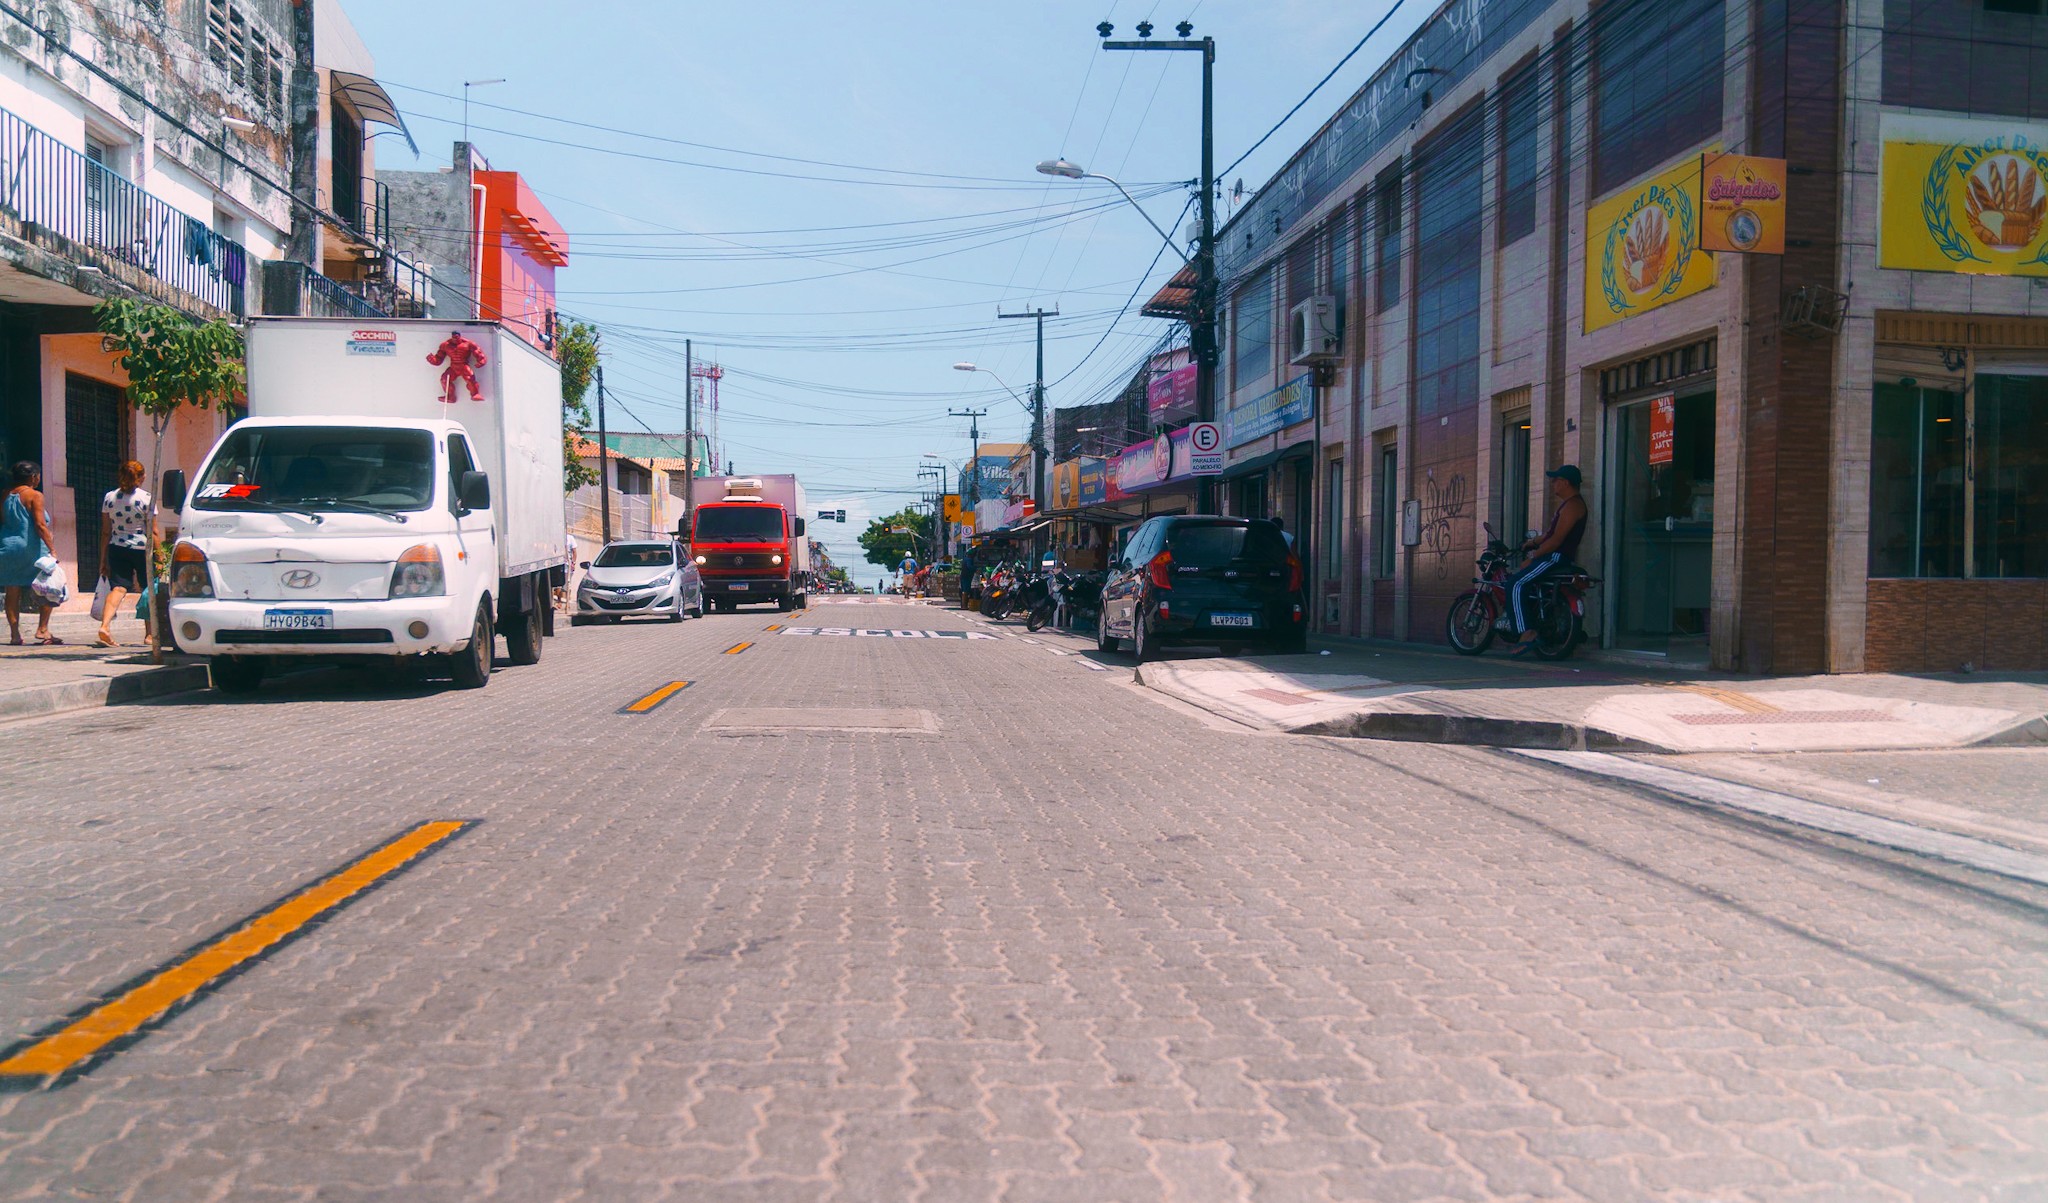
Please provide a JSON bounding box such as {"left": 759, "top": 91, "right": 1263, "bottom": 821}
{"left": 1506, "top": 464, "right": 1587, "bottom": 652}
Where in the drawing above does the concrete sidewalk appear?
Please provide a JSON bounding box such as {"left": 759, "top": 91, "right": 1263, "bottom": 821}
{"left": 0, "top": 611, "right": 207, "bottom": 722}
{"left": 1134, "top": 639, "right": 2048, "bottom": 753}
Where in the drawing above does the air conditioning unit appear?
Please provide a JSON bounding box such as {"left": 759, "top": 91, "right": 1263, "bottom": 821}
{"left": 1288, "top": 295, "right": 1339, "bottom": 364}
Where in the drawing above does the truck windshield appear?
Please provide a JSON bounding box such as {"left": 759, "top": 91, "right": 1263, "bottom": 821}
{"left": 694, "top": 506, "right": 784, "bottom": 542}
{"left": 193, "top": 427, "right": 435, "bottom": 513}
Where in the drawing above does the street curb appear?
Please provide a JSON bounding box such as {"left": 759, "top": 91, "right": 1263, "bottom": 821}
{"left": 1289, "top": 710, "right": 1674, "bottom": 753}
{"left": 1130, "top": 664, "right": 1673, "bottom": 751}
{"left": 1971, "top": 712, "right": 2048, "bottom": 747}
{"left": 0, "top": 664, "right": 211, "bottom": 723}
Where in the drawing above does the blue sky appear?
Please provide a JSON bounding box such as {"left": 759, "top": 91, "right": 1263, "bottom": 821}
{"left": 347, "top": 1, "right": 1429, "bottom": 570}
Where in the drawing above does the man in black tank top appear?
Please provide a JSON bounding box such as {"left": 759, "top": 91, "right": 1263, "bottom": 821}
{"left": 1504, "top": 464, "right": 1587, "bottom": 649}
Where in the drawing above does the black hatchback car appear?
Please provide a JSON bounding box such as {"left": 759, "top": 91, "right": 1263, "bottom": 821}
{"left": 1097, "top": 515, "right": 1307, "bottom": 661}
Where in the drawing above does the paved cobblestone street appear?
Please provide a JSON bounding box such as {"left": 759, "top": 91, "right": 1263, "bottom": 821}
{"left": 3, "top": 602, "right": 2047, "bottom": 1201}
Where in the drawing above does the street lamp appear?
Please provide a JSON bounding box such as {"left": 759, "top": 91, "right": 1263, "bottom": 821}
{"left": 1035, "top": 160, "right": 1191, "bottom": 264}
{"left": 1087, "top": 22, "right": 1217, "bottom": 513}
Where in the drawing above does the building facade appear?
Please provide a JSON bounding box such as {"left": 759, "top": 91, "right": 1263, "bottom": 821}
{"left": 1193, "top": 0, "right": 2045, "bottom": 674}
{"left": 0, "top": 0, "right": 423, "bottom": 590}
{"left": 384, "top": 142, "right": 569, "bottom": 346}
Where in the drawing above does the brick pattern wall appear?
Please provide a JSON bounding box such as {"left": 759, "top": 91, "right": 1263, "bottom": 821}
{"left": 1736, "top": 0, "right": 1844, "bottom": 674}
{"left": 1866, "top": 579, "right": 2048, "bottom": 672}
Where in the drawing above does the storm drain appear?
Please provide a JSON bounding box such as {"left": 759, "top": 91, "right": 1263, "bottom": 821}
{"left": 704, "top": 707, "right": 939, "bottom": 734}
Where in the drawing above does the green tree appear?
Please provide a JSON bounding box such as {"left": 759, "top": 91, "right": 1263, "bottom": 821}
{"left": 94, "top": 300, "right": 245, "bottom": 489}
{"left": 857, "top": 507, "right": 933, "bottom": 570}
{"left": 556, "top": 319, "right": 600, "bottom": 491}
{"left": 94, "top": 298, "right": 245, "bottom": 656}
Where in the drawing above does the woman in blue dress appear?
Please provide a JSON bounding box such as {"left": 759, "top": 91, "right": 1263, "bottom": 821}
{"left": 2, "top": 460, "right": 61, "bottom": 645}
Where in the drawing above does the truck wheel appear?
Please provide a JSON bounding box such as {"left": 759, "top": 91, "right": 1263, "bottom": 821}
{"left": 209, "top": 655, "right": 265, "bottom": 694}
{"left": 777, "top": 594, "right": 794, "bottom": 612}
{"left": 504, "top": 598, "right": 543, "bottom": 666}
{"left": 449, "top": 603, "right": 493, "bottom": 689}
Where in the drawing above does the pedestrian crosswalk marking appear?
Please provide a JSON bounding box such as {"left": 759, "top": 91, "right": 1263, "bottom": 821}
{"left": 0, "top": 821, "right": 473, "bottom": 1089}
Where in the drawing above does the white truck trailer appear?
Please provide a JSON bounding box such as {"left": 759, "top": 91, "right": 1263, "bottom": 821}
{"left": 164, "top": 317, "right": 566, "bottom": 691}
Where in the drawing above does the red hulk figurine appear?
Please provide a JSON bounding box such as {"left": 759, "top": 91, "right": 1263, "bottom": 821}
{"left": 427, "top": 332, "right": 488, "bottom": 403}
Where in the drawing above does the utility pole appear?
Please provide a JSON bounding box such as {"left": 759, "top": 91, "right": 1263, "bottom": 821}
{"left": 595, "top": 360, "right": 612, "bottom": 547}
{"left": 1102, "top": 22, "right": 1216, "bottom": 512}
{"left": 683, "top": 337, "right": 694, "bottom": 539}
{"left": 997, "top": 306, "right": 1057, "bottom": 513}
{"left": 949, "top": 406, "right": 987, "bottom": 507}
{"left": 284, "top": 0, "right": 319, "bottom": 272}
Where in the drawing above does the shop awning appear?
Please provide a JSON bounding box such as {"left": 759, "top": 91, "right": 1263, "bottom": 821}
{"left": 1055, "top": 506, "right": 1143, "bottom": 525}
{"left": 1142, "top": 263, "right": 1198, "bottom": 321}
{"left": 1220, "top": 438, "right": 1315, "bottom": 479}
{"left": 331, "top": 70, "right": 418, "bottom": 155}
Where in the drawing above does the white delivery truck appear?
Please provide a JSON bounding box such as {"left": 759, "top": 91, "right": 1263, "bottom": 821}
{"left": 164, "top": 317, "right": 566, "bottom": 692}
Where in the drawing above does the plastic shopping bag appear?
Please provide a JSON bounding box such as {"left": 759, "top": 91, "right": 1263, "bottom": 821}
{"left": 134, "top": 580, "right": 153, "bottom": 620}
{"left": 30, "top": 556, "right": 69, "bottom": 607}
{"left": 89, "top": 575, "right": 110, "bottom": 621}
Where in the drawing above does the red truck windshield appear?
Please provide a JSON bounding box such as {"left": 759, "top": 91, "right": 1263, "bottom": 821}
{"left": 694, "top": 505, "right": 785, "bottom": 542}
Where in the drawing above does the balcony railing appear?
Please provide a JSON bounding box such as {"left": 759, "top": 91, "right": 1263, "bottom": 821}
{"left": 0, "top": 107, "right": 248, "bottom": 315}
{"left": 300, "top": 265, "right": 384, "bottom": 319}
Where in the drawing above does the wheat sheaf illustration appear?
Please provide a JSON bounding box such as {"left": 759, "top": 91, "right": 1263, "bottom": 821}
{"left": 1963, "top": 155, "right": 2046, "bottom": 250}
{"left": 1621, "top": 206, "right": 1671, "bottom": 293}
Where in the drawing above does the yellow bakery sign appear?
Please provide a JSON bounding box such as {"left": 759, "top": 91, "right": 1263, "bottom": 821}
{"left": 1882, "top": 130, "right": 2048, "bottom": 275}
{"left": 1584, "top": 154, "right": 1718, "bottom": 333}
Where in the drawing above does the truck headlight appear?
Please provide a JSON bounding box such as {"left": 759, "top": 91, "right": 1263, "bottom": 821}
{"left": 170, "top": 542, "right": 213, "bottom": 598}
{"left": 694, "top": 555, "right": 707, "bottom": 565}
{"left": 389, "top": 544, "right": 446, "bottom": 598}
{"left": 771, "top": 554, "right": 784, "bottom": 565}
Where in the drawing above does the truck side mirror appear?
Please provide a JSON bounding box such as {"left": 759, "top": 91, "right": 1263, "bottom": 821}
{"left": 161, "top": 469, "right": 187, "bottom": 511}
{"left": 793, "top": 516, "right": 807, "bottom": 537}
{"left": 458, "top": 470, "right": 491, "bottom": 513}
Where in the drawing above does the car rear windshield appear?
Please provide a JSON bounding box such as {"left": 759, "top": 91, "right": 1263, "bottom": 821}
{"left": 1168, "top": 521, "right": 1289, "bottom": 568}
{"left": 694, "top": 505, "right": 784, "bottom": 542}
{"left": 192, "top": 426, "right": 434, "bottom": 512}
{"left": 594, "top": 544, "right": 674, "bottom": 568}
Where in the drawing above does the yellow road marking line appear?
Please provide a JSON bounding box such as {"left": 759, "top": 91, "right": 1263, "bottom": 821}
{"left": 724, "top": 642, "right": 753, "bottom": 655}
{"left": 1666, "top": 683, "right": 1780, "bottom": 714}
{"left": 0, "top": 820, "right": 471, "bottom": 1087}
{"left": 763, "top": 624, "right": 783, "bottom": 632}
{"left": 622, "top": 680, "right": 691, "bottom": 714}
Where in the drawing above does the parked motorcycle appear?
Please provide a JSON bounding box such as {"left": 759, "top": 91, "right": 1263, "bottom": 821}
{"left": 1445, "top": 523, "right": 1595, "bottom": 660}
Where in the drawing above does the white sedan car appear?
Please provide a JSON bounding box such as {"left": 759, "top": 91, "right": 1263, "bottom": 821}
{"left": 571, "top": 540, "right": 705, "bottom": 624}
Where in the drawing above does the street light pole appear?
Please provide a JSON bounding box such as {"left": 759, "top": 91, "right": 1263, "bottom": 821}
{"left": 996, "top": 307, "right": 1057, "bottom": 515}
{"left": 948, "top": 405, "right": 987, "bottom": 508}
{"left": 1094, "top": 21, "right": 1217, "bottom": 513}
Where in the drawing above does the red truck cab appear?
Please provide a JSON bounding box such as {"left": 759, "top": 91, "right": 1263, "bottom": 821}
{"left": 688, "top": 477, "right": 812, "bottom": 612}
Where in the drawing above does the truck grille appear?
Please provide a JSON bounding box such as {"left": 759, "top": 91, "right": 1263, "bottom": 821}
{"left": 703, "top": 553, "right": 780, "bottom": 573}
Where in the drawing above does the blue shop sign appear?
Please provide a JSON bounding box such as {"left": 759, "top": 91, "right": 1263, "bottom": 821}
{"left": 1225, "top": 374, "right": 1314, "bottom": 449}
{"left": 1076, "top": 458, "right": 1108, "bottom": 507}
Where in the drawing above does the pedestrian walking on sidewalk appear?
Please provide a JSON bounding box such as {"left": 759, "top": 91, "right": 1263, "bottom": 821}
{"left": 1, "top": 460, "right": 60, "bottom": 646}
{"left": 94, "top": 460, "right": 156, "bottom": 648}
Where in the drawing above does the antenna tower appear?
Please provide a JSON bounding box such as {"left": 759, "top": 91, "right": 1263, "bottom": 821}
{"left": 689, "top": 360, "right": 724, "bottom": 471}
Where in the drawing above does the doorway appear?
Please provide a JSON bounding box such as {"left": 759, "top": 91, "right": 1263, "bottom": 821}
{"left": 64, "top": 372, "right": 131, "bottom": 587}
{"left": 1608, "top": 388, "right": 1714, "bottom": 660}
